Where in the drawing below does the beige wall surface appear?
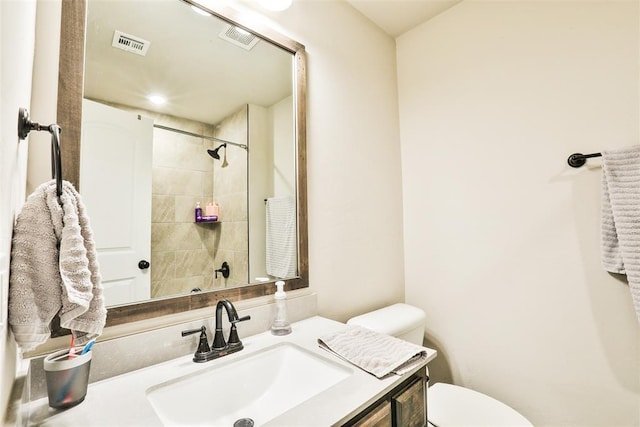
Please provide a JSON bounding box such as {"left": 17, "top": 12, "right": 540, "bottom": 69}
{"left": 0, "top": 0, "right": 38, "bottom": 421}
{"left": 398, "top": 1, "right": 640, "bottom": 426}
{"left": 151, "top": 113, "right": 219, "bottom": 295}
{"left": 253, "top": 0, "right": 407, "bottom": 321}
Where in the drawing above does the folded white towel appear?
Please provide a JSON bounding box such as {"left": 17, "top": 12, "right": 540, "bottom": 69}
{"left": 9, "top": 180, "right": 107, "bottom": 352}
{"left": 601, "top": 145, "right": 640, "bottom": 322}
{"left": 318, "top": 325, "right": 428, "bottom": 379}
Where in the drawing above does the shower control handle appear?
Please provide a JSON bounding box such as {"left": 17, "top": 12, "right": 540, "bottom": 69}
{"left": 215, "top": 262, "right": 230, "bottom": 279}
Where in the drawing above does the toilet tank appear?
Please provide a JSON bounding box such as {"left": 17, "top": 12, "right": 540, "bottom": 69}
{"left": 347, "top": 303, "right": 426, "bottom": 345}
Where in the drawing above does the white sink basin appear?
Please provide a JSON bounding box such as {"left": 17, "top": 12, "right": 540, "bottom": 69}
{"left": 146, "top": 342, "right": 353, "bottom": 426}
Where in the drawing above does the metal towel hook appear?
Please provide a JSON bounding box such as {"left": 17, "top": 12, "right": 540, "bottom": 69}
{"left": 17, "top": 107, "right": 63, "bottom": 199}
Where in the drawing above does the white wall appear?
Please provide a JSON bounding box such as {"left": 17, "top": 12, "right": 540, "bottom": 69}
{"left": 225, "top": 0, "right": 408, "bottom": 321}
{"left": 272, "top": 95, "right": 295, "bottom": 196}
{"left": 248, "top": 103, "right": 271, "bottom": 281}
{"left": 248, "top": 96, "right": 295, "bottom": 281}
{"left": 398, "top": 1, "right": 640, "bottom": 426}
{"left": 0, "top": 0, "right": 37, "bottom": 420}
{"left": 26, "top": 0, "right": 60, "bottom": 195}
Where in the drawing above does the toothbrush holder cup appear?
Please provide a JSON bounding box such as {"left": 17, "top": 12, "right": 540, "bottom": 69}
{"left": 43, "top": 347, "right": 92, "bottom": 409}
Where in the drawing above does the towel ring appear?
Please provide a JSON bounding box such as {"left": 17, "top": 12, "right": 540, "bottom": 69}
{"left": 18, "top": 107, "right": 63, "bottom": 198}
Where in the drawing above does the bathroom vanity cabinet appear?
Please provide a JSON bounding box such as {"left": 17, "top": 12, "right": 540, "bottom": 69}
{"left": 345, "top": 370, "right": 427, "bottom": 427}
{"left": 14, "top": 316, "right": 436, "bottom": 427}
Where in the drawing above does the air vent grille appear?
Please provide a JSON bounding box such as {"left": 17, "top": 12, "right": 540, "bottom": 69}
{"left": 218, "top": 25, "right": 259, "bottom": 50}
{"left": 112, "top": 30, "right": 151, "bottom": 56}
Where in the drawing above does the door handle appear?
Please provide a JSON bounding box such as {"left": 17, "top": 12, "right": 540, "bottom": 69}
{"left": 138, "top": 260, "right": 150, "bottom": 270}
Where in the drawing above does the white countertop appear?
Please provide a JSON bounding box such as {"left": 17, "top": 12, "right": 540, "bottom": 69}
{"left": 26, "top": 316, "right": 437, "bottom": 426}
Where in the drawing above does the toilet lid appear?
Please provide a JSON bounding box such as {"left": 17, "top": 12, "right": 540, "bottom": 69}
{"left": 427, "top": 383, "right": 532, "bottom": 427}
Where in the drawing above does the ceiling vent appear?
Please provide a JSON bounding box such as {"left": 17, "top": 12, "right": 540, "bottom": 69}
{"left": 112, "top": 30, "right": 151, "bottom": 56}
{"left": 218, "top": 25, "right": 259, "bottom": 51}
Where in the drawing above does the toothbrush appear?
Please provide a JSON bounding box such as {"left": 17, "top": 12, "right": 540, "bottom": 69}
{"left": 67, "top": 335, "right": 76, "bottom": 360}
{"left": 80, "top": 339, "right": 95, "bottom": 355}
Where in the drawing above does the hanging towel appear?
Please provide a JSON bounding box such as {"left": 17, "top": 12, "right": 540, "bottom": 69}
{"left": 9, "top": 180, "right": 107, "bottom": 352}
{"left": 601, "top": 145, "right": 640, "bottom": 322}
{"left": 266, "top": 196, "right": 297, "bottom": 279}
{"left": 318, "top": 325, "right": 428, "bottom": 379}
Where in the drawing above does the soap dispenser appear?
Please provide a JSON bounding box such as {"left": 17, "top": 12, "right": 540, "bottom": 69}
{"left": 271, "top": 281, "right": 292, "bottom": 336}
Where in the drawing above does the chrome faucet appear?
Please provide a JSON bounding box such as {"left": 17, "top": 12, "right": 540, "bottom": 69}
{"left": 181, "top": 299, "right": 250, "bottom": 363}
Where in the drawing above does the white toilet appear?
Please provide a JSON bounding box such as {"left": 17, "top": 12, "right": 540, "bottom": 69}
{"left": 347, "top": 303, "right": 533, "bottom": 427}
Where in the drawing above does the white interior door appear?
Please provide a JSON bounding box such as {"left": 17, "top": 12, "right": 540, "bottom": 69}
{"left": 81, "top": 99, "right": 153, "bottom": 305}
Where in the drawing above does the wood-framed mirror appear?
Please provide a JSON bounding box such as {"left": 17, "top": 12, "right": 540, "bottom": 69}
{"left": 54, "top": 0, "right": 308, "bottom": 332}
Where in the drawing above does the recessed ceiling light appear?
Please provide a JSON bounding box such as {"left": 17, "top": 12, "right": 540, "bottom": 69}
{"left": 147, "top": 94, "right": 166, "bottom": 105}
{"left": 259, "top": 0, "right": 293, "bottom": 12}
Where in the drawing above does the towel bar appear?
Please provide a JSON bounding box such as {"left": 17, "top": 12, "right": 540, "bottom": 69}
{"left": 567, "top": 152, "right": 602, "bottom": 168}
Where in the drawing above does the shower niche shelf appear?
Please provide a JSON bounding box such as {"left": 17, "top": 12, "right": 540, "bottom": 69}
{"left": 195, "top": 219, "right": 219, "bottom": 224}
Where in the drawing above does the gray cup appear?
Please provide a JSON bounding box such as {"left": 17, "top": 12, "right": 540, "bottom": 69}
{"left": 43, "top": 347, "right": 92, "bottom": 409}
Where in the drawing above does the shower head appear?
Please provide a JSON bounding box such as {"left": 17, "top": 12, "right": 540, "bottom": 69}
{"left": 207, "top": 143, "right": 227, "bottom": 160}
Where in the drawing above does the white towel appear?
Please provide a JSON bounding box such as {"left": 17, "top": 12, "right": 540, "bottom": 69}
{"left": 601, "top": 145, "right": 640, "bottom": 322}
{"left": 318, "top": 325, "right": 428, "bottom": 379}
{"left": 266, "top": 196, "right": 297, "bottom": 279}
{"left": 9, "top": 180, "right": 107, "bottom": 352}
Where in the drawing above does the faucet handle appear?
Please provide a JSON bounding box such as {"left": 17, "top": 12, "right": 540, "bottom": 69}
{"left": 227, "top": 315, "right": 251, "bottom": 348}
{"left": 181, "top": 326, "right": 212, "bottom": 362}
{"left": 181, "top": 326, "right": 205, "bottom": 337}
{"left": 231, "top": 315, "right": 251, "bottom": 324}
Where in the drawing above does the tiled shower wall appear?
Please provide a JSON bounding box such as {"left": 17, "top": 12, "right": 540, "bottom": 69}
{"left": 150, "top": 107, "right": 249, "bottom": 296}
{"left": 212, "top": 106, "right": 249, "bottom": 288}
{"left": 149, "top": 114, "right": 217, "bottom": 298}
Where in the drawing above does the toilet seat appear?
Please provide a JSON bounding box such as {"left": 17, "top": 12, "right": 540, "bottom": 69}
{"left": 427, "top": 383, "right": 532, "bottom": 427}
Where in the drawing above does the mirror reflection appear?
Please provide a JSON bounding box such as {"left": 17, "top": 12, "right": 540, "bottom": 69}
{"left": 81, "top": 0, "right": 298, "bottom": 307}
